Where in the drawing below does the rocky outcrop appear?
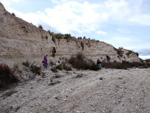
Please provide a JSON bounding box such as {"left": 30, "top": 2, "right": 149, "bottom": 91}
{"left": 55, "top": 39, "right": 140, "bottom": 63}
{"left": 0, "top": 3, "right": 140, "bottom": 66}
{"left": 0, "top": 3, "right": 55, "bottom": 65}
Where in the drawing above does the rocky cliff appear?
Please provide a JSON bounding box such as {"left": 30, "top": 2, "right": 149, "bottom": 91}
{"left": 0, "top": 3, "right": 140, "bottom": 66}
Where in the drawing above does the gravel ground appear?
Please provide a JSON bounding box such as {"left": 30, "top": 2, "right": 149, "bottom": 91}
{"left": 0, "top": 68, "right": 150, "bottom": 113}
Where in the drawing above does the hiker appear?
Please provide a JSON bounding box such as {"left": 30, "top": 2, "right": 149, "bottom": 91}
{"left": 43, "top": 54, "right": 48, "bottom": 69}
{"left": 106, "top": 55, "right": 110, "bottom": 62}
{"left": 52, "top": 47, "right": 56, "bottom": 57}
{"left": 97, "top": 59, "right": 101, "bottom": 69}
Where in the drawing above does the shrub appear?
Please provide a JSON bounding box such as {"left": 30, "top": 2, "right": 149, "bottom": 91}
{"left": 51, "top": 68, "right": 58, "bottom": 73}
{"left": 48, "top": 30, "right": 56, "bottom": 43}
{"left": 45, "top": 35, "right": 48, "bottom": 40}
{"left": 102, "top": 61, "right": 145, "bottom": 69}
{"left": 78, "top": 37, "right": 82, "bottom": 39}
{"left": 0, "top": 64, "right": 19, "bottom": 88}
{"left": 64, "top": 34, "right": 71, "bottom": 39}
{"left": 30, "top": 64, "right": 41, "bottom": 75}
{"left": 83, "top": 36, "right": 86, "bottom": 39}
{"left": 22, "top": 60, "right": 30, "bottom": 68}
{"left": 126, "top": 50, "right": 132, "bottom": 57}
{"left": 12, "top": 13, "right": 15, "bottom": 16}
{"left": 55, "top": 33, "right": 63, "bottom": 39}
{"left": 68, "top": 53, "right": 99, "bottom": 70}
{"left": 38, "top": 25, "right": 43, "bottom": 29}
{"left": 55, "top": 64, "right": 63, "bottom": 70}
{"left": 63, "top": 64, "right": 72, "bottom": 71}
{"left": 52, "top": 37, "right": 56, "bottom": 43}
{"left": 114, "top": 47, "right": 124, "bottom": 57}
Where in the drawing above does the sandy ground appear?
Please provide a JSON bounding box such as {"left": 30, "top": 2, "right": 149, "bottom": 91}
{"left": 0, "top": 68, "right": 150, "bottom": 113}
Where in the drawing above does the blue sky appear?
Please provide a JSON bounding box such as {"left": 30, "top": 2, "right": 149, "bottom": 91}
{"left": 1, "top": 0, "right": 150, "bottom": 59}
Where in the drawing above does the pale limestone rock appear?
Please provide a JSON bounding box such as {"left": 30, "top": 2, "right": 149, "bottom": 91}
{"left": 0, "top": 3, "right": 140, "bottom": 66}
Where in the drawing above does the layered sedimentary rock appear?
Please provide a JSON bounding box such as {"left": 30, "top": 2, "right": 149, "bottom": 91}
{"left": 0, "top": 3, "right": 140, "bottom": 65}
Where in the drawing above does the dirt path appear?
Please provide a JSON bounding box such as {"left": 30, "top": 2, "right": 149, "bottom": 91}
{"left": 0, "top": 68, "right": 150, "bottom": 113}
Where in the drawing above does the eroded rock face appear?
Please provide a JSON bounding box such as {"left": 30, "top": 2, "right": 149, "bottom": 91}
{"left": 0, "top": 3, "right": 55, "bottom": 65}
{"left": 0, "top": 3, "right": 140, "bottom": 65}
{"left": 55, "top": 39, "right": 140, "bottom": 63}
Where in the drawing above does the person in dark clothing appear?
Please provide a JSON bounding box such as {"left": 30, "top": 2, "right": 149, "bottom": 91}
{"left": 106, "top": 55, "right": 110, "bottom": 62}
{"left": 52, "top": 47, "right": 56, "bottom": 57}
{"left": 97, "top": 59, "right": 101, "bottom": 69}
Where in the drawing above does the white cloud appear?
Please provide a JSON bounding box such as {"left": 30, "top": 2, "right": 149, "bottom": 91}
{"left": 117, "top": 28, "right": 130, "bottom": 34}
{"left": 139, "top": 55, "right": 150, "bottom": 59}
{"left": 0, "top": 0, "right": 11, "bottom": 6}
{"left": 104, "top": 0, "right": 131, "bottom": 20}
{"left": 2, "top": 0, "right": 150, "bottom": 36}
{"left": 129, "top": 14, "right": 150, "bottom": 26}
{"left": 0, "top": 0, "right": 20, "bottom": 8}
{"left": 12, "top": 0, "right": 20, "bottom": 3}
{"left": 44, "top": 1, "right": 102, "bottom": 33}
{"left": 96, "top": 30, "right": 107, "bottom": 36}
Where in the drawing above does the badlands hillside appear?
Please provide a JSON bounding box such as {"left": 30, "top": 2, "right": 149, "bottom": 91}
{"left": 0, "top": 2, "right": 140, "bottom": 66}
{"left": 1, "top": 2, "right": 150, "bottom": 113}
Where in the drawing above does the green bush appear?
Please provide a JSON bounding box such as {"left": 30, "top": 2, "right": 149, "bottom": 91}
{"left": 0, "top": 64, "right": 19, "bottom": 88}
{"left": 55, "top": 64, "right": 63, "bottom": 70}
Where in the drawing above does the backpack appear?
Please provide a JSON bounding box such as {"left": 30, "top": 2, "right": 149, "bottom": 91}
{"left": 42, "top": 60, "right": 44, "bottom": 63}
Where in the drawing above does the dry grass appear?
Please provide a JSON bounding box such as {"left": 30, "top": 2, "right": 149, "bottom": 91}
{"left": 102, "top": 61, "right": 147, "bottom": 69}
{"left": 68, "top": 53, "right": 99, "bottom": 71}
{"left": 0, "top": 64, "right": 19, "bottom": 88}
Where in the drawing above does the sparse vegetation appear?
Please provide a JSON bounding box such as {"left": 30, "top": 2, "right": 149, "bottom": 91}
{"left": 64, "top": 34, "right": 71, "bottom": 39}
{"left": 63, "top": 64, "right": 72, "bottom": 71}
{"left": 22, "top": 61, "right": 41, "bottom": 75}
{"left": 55, "top": 64, "right": 63, "bottom": 70}
{"left": 68, "top": 53, "right": 99, "bottom": 71}
{"left": 80, "top": 42, "right": 84, "bottom": 50}
{"left": 78, "top": 37, "right": 82, "bottom": 39}
{"left": 102, "top": 61, "right": 148, "bottom": 69}
{"left": 22, "top": 60, "right": 30, "bottom": 68}
{"left": 30, "top": 64, "right": 41, "bottom": 75}
{"left": 11, "top": 13, "right": 15, "bottom": 16}
{"left": 51, "top": 63, "right": 72, "bottom": 73}
{"left": 38, "top": 25, "right": 43, "bottom": 29}
{"left": 45, "top": 35, "right": 48, "bottom": 40}
{"left": 126, "top": 50, "right": 133, "bottom": 57}
{"left": 55, "top": 33, "right": 63, "bottom": 39}
{"left": 51, "top": 68, "right": 58, "bottom": 73}
{"left": 0, "top": 64, "right": 19, "bottom": 88}
{"left": 114, "top": 47, "right": 124, "bottom": 57}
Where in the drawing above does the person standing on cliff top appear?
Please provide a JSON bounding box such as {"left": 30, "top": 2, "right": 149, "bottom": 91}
{"left": 52, "top": 47, "right": 56, "bottom": 57}
{"left": 43, "top": 54, "right": 48, "bottom": 69}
